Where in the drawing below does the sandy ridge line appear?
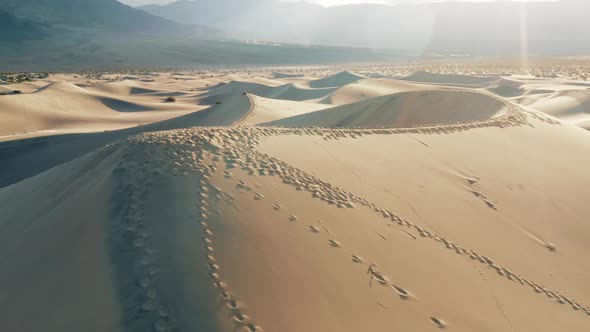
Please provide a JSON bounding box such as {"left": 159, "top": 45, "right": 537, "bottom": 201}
{"left": 140, "top": 125, "right": 588, "bottom": 318}
{"left": 260, "top": 99, "right": 560, "bottom": 135}
{"left": 234, "top": 93, "right": 257, "bottom": 127}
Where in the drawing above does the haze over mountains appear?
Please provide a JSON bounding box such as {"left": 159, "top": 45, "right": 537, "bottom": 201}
{"left": 0, "top": 0, "right": 404, "bottom": 71}
{"left": 1, "top": 0, "right": 211, "bottom": 36}
{"left": 142, "top": 0, "right": 590, "bottom": 55}
{"left": 1, "top": 0, "right": 590, "bottom": 71}
{"left": 0, "top": 9, "right": 46, "bottom": 42}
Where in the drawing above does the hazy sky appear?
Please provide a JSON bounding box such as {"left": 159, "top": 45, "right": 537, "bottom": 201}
{"left": 120, "top": 0, "right": 556, "bottom": 7}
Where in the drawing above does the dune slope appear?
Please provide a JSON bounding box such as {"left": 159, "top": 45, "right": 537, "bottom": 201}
{"left": 2, "top": 69, "right": 590, "bottom": 332}
{"left": 2, "top": 109, "right": 590, "bottom": 331}
{"left": 0, "top": 80, "right": 199, "bottom": 141}
{"left": 266, "top": 89, "right": 511, "bottom": 128}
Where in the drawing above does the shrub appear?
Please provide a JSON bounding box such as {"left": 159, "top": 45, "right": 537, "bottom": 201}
{"left": 165, "top": 96, "right": 176, "bottom": 103}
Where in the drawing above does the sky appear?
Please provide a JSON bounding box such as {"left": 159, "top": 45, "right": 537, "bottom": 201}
{"left": 120, "top": 0, "right": 556, "bottom": 7}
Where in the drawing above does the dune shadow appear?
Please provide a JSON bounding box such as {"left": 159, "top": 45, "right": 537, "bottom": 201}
{"left": 0, "top": 107, "right": 214, "bottom": 188}
{"left": 129, "top": 87, "right": 159, "bottom": 95}
{"left": 100, "top": 97, "right": 154, "bottom": 112}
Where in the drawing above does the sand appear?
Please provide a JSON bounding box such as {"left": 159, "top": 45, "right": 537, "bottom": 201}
{"left": 1, "top": 65, "right": 590, "bottom": 331}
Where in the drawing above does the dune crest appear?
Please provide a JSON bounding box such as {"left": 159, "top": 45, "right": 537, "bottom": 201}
{"left": 266, "top": 89, "right": 512, "bottom": 128}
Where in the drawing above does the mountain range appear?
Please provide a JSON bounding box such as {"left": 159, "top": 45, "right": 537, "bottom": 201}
{"left": 0, "top": 0, "right": 409, "bottom": 71}
{"left": 1, "top": 0, "right": 589, "bottom": 71}
{"left": 0, "top": 0, "right": 214, "bottom": 37}
{"left": 141, "top": 0, "right": 590, "bottom": 56}
{"left": 0, "top": 9, "right": 47, "bottom": 42}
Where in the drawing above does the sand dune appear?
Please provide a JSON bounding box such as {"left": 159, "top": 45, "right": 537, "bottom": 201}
{"left": 2, "top": 114, "right": 589, "bottom": 331}
{"left": 2, "top": 68, "right": 590, "bottom": 332}
{"left": 197, "top": 93, "right": 332, "bottom": 127}
{"left": 199, "top": 80, "right": 336, "bottom": 105}
{"left": 272, "top": 71, "right": 305, "bottom": 79}
{"left": 308, "top": 70, "right": 366, "bottom": 88}
{"left": 243, "top": 94, "right": 331, "bottom": 125}
{"left": 91, "top": 80, "right": 162, "bottom": 95}
{"left": 402, "top": 71, "right": 501, "bottom": 87}
{"left": 0, "top": 79, "right": 201, "bottom": 141}
{"left": 320, "top": 78, "right": 431, "bottom": 105}
{"left": 267, "top": 89, "right": 510, "bottom": 128}
{"left": 524, "top": 90, "right": 590, "bottom": 129}
{"left": 482, "top": 76, "right": 590, "bottom": 129}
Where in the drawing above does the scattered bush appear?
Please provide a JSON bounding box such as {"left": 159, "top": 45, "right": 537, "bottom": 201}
{"left": 164, "top": 96, "right": 176, "bottom": 103}
{"left": 13, "top": 90, "right": 21, "bottom": 94}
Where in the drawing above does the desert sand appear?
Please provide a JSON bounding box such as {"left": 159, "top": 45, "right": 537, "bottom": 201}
{"left": 1, "top": 65, "right": 590, "bottom": 332}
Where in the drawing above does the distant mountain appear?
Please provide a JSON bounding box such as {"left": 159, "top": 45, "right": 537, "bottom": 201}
{"left": 141, "top": 0, "right": 590, "bottom": 56}
{"left": 0, "top": 9, "right": 46, "bottom": 42}
{"left": 0, "top": 0, "right": 213, "bottom": 36}
{"left": 0, "top": 0, "right": 408, "bottom": 71}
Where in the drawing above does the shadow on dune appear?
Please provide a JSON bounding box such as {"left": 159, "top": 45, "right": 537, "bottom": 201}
{"left": 264, "top": 90, "right": 508, "bottom": 128}
{"left": 0, "top": 107, "right": 215, "bottom": 188}
{"left": 198, "top": 80, "right": 336, "bottom": 105}
{"left": 100, "top": 97, "right": 155, "bottom": 112}
{"left": 129, "top": 87, "right": 159, "bottom": 95}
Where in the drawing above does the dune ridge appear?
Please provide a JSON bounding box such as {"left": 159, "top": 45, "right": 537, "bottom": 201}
{"left": 265, "top": 89, "right": 518, "bottom": 128}
{"left": 2, "top": 68, "right": 590, "bottom": 332}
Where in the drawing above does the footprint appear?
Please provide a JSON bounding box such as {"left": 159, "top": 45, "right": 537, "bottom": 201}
{"left": 153, "top": 319, "right": 171, "bottom": 332}
{"left": 545, "top": 243, "right": 558, "bottom": 252}
{"left": 430, "top": 317, "right": 446, "bottom": 329}
{"left": 233, "top": 311, "right": 250, "bottom": 325}
{"left": 308, "top": 225, "right": 321, "bottom": 233}
{"left": 227, "top": 299, "right": 239, "bottom": 310}
{"left": 159, "top": 306, "right": 169, "bottom": 318}
{"left": 352, "top": 255, "right": 364, "bottom": 263}
{"left": 328, "top": 239, "right": 341, "bottom": 248}
{"left": 289, "top": 215, "right": 298, "bottom": 222}
{"left": 141, "top": 300, "right": 156, "bottom": 311}
{"left": 393, "top": 285, "right": 409, "bottom": 299}
{"left": 254, "top": 193, "right": 264, "bottom": 200}
{"left": 247, "top": 323, "right": 261, "bottom": 332}
{"left": 372, "top": 272, "right": 389, "bottom": 285}
{"left": 273, "top": 204, "right": 282, "bottom": 210}
{"left": 139, "top": 277, "right": 151, "bottom": 289}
